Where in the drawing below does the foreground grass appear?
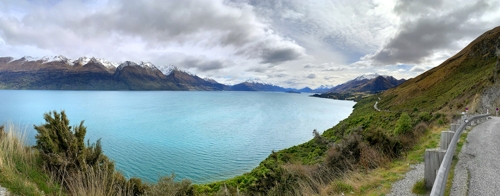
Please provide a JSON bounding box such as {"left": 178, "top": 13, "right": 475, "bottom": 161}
{"left": 0, "top": 125, "right": 63, "bottom": 195}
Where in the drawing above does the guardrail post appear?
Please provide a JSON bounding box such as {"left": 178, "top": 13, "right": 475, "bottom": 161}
{"left": 450, "top": 124, "right": 459, "bottom": 132}
{"left": 425, "top": 148, "right": 446, "bottom": 189}
{"left": 440, "top": 131, "right": 455, "bottom": 150}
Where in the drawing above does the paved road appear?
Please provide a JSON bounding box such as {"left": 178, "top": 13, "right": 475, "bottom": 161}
{"left": 451, "top": 116, "right": 500, "bottom": 196}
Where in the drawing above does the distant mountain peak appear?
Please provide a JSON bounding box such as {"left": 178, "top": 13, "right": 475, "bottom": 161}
{"left": 354, "top": 73, "right": 386, "bottom": 81}
{"left": 156, "top": 64, "right": 179, "bottom": 76}
{"left": 139, "top": 61, "right": 160, "bottom": 71}
{"left": 245, "top": 78, "right": 270, "bottom": 85}
{"left": 117, "top": 61, "right": 138, "bottom": 71}
{"left": 74, "top": 56, "right": 92, "bottom": 66}
{"left": 203, "top": 77, "right": 218, "bottom": 84}
{"left": 115, "top": 61, "right": 161, "bottom": 73}
{"left": 94, "top": 58, "right": 118, "bottom": 69}
{"left": 316, "top": 84, "right": 335, "bottom": 90}
{"left": 40, "top": 55, "right": 69, "bottom": 63}
{"left": 20, "top": 56, "right": 36, "bottom": 61}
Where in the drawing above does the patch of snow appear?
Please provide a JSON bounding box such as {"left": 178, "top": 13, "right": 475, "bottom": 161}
{"left": 139, "top": 62, "right": 160, "bottom": 72}
{"left": 353, "top": 73, "right": 390, "bottom": 81}
{"left": 315, "top": 84, "right": 335, "bottom": 90}
{"left": 204, "top": 77, "right": 219, "bottom": 83}
{"left": 157, "top": 64, "right": 178, "bottom": 76}
{"left": 156, "top": 65, "right": 196, "bottom": 76}
{"left": 73, "top": 56, "right": 91, "bottom": 66}
{"left": 95, "top": 58, "right": 118, "bottom": 69}
{"left": 21, "top": 56, "right": 36, "bottom": 61}
{"left": 117, "top": 61, "right": 139, "bottom": 71}
{"left": 41, "top": 55, "right": 73, "bottom": 65}
{"left": 245, "top": 78, "right": 270, "bottom": 85}
{"left": 116, "top": 61, "right": 160, "bottom": 73}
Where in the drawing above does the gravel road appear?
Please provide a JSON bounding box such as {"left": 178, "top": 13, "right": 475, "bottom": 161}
{"left": 387, "top": 163, "right": 426, "bottom": 196}
{"left": 451, "top": 116, "right": 500, "bottom": 196}
{"left": 0, "top": 186, "right": 7, "bottom": 196}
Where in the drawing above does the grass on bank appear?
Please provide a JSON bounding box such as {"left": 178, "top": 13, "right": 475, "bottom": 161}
{"left": 0, "top": 124, "right": 63, "bottom": 196}
{"left": 320, "top": 125, "right": 444, "bottom": 196}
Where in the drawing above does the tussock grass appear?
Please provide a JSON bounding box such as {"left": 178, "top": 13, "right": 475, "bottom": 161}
{"left": 0, "top": 124, "right": 62, "bottom": 195}
{"left": 412, "top": 179, "right": 427, "bottom": 194}
{"left": 315, "top": 125, "right": 445, "bottom": 196}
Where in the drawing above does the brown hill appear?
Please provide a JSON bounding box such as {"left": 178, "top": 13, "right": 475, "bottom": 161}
{"left": 379, "top": 26, "right": 500, "bottom": 114}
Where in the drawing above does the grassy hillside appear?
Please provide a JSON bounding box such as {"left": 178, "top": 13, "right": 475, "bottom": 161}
{"left": 197, "top": 26, "right": 500, "bottom": 195}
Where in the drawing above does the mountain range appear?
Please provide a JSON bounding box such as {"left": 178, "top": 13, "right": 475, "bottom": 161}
{"left": 0, "top": 56, "right": 230, "bottom": 90}
{"left": 0, "top": 56, "right": 405, "bottom": 93}
{"left": 328, "top": 73, "right": 406, "bottom": 93}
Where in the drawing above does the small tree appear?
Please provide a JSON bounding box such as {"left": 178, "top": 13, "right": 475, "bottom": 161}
{"left": 34, "top": 111, "right": 106, "bottom": 177}
{"left": 394, "top": 112, "right": 412, "bottom": 135}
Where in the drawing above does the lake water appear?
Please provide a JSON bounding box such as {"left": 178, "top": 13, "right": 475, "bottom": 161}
{"left": 0, "top": 90, "right": 355, "bottom": 183}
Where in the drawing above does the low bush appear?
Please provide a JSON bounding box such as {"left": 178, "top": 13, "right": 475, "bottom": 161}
{"left": 394, "top": 112, "right": 412, "bottom": 135}
{"left": 418, "top": 112, "right": 432, "bottom": 122}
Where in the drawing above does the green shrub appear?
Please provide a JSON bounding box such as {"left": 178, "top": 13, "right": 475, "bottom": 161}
{"left": 34, "top": 110, "right": 107, "bottom": 176}
{"left": 418, "top": 112, "right": 432, "bottom": 122}
{"left": 394, "top": 112, "right": 412, "bottom": 135}
{"left": 148, "top": 174, "right": 194, "bottom": 196}
{"left": 33, "top": 110, "right": 143, "bottom": 195}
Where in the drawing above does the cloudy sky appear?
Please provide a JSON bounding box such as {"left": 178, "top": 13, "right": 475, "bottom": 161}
{"left": 1, "top": 0, "right": 499, "bottom": 88}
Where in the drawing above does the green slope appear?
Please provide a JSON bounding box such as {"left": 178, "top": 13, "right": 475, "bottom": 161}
{"left": 197, "top": 26, "right": 500, "bottom": 195}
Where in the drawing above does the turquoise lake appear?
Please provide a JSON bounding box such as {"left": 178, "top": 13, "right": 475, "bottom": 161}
{"left": 0, "top": 90, "right": 355, "bottom": 183}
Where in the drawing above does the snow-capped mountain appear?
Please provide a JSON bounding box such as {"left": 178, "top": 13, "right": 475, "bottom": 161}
{"left": 353, "top": 73, "right": 389, "bottom": 81}
{"left": 315, "top": 84, "right": 335, "bottom": 90}
{"left": 20, "top": 56, "right": 36, "bottom": 62}
{"left": 40, "top": 55, "right": 73, "bottom": 65}
{"left": 328, "top": 74, "right": 405, "bottom": 93}
{"left": 244, "top": 78, "right": 271, "bottom": 85}
{"left": 0, "top": 55, "right": 230, "bottom": 90}
{"left": 156, "top": 64, "right": 178, "bottom": 76}
{"left": 73, "top": 56, "right": 92, "bottom": 66}
{"left": 116, "top": 61, "right": 160, "bottom": 72}
{"left": 95, "top": 58, "right": 119, "bottom": 69}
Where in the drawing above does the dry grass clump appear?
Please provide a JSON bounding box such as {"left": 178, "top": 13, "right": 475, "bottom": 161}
{"left": 0, "top": 124, "right": 62, "bottom": 195}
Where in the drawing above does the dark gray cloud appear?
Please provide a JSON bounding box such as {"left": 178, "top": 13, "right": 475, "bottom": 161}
{"left": 181, "top": 57, "right": 225, "bottom": 71}
{"left": 259, "top": 47, "right": 303, "bottom": 64}
{"left": 371, "top": 0, "right": 493, "bottom": 65}
{"left": 306, "top": 73, "right": 316, "bottom": 79}
{"left": 246, "top": 66, "right": 267, "bottom": 73}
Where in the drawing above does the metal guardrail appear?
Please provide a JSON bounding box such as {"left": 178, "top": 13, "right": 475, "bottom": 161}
{"left": 430, "top": 114, "right": 490, "bottom": 196}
